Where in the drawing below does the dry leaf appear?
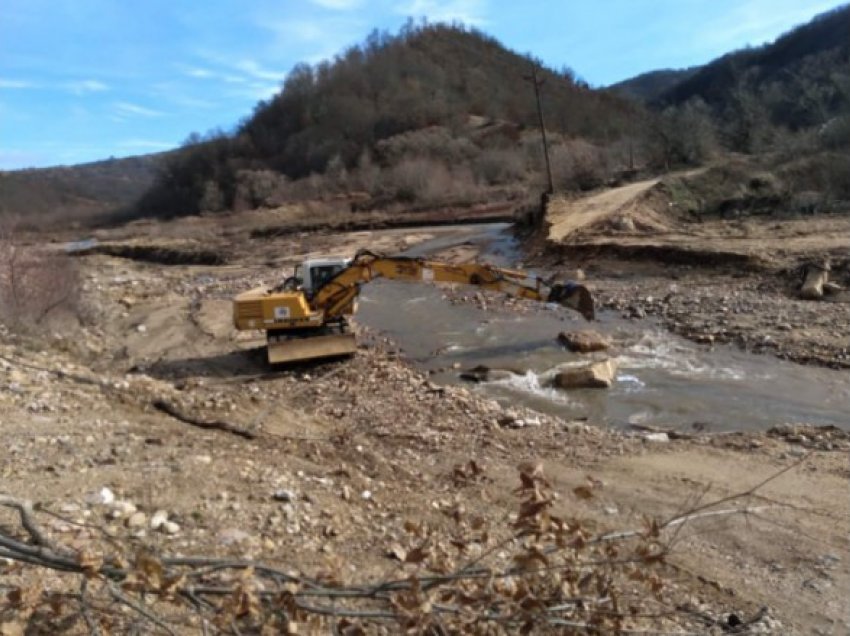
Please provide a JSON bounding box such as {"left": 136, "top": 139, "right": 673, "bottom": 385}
{"left": 573, "top": 485, "right": 594, "bottom": 500}
{"left": 405, "top": 545, "right": 429, "bottom": 564}
{"left": 77, "top": 550, "right": 103, "bottom": 577}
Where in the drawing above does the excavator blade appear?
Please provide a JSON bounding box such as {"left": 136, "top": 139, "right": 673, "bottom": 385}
{"left": 268, "top": 333, "right": 357, "bottom": 364}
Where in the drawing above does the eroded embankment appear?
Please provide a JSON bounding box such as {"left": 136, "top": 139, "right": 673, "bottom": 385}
{"left": 250, "top": 203, "right": 516, "bottom": 238}
{"left": 73, "top": 242, "right": 227, "bottom": 265}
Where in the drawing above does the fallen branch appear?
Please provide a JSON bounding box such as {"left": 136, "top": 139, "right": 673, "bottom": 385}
{"left": 152, "top": 399, "right": 257, "bottom": 440}
{"left": 0, "top": 460, "right": 798, "bottom": 634}
{"left": 0, "top": 495, "right": 50, "bottom": 547}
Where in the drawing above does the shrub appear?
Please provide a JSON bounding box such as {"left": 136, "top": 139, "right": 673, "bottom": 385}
{"left": 0, "top": 227, "right": 81, "bottom": 330}
{"left": 473, "top": 148, "right": 526, "bottom": 185}
{"left": 551, "top": 139, "right": 609, "bottom": 191}
{"left": 382, "top": 158, "right": 480, "bottom": 204}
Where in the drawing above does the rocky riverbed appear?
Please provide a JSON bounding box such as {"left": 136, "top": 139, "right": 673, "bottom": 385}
{"left": 1, "top": 215, "right": 848, "bottom": 634}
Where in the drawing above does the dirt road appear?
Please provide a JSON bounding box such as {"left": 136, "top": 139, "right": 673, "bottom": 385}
{"left": 547, "top": 177, "right": 661, "bottom": 242}
{"left": 545, "top": 173, "right": 850, "bottom": 270}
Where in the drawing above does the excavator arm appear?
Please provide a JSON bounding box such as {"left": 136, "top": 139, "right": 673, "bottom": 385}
{"left": 234, "top": 249, "right": 594, "bottom": 364}
{"left": 312, "top": 249, "right": 595, "bottom": 321}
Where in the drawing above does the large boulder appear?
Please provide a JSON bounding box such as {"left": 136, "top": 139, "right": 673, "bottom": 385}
{"left": 553, "top": 359, "right": 619, "bottom": 389}
{"left": 800, "top": 260, "right": 830, "bottom": 300}
{"left": 557, "top": 330, "right": 610, "bottom": 353}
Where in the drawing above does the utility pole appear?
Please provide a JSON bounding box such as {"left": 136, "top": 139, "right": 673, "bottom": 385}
{"left": 524, "top": 64, "right": 554, "bottom": 195}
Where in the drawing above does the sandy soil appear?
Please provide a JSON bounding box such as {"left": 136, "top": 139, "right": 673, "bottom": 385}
{"left": 1, "top": 211, "right": 848, "bottom": 634}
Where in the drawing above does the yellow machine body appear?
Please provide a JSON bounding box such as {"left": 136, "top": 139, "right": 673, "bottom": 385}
{"left": 233, "top": 250, "right": 594, "bottom": 365}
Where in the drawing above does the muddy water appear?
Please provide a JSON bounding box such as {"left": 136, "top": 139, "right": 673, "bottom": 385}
{"left": 357, "top": 225, "right": 850, "bottom": 431}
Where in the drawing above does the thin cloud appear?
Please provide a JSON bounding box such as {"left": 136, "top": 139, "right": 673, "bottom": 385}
{"left": 114, "top": 101, "right": 165, "bottom": 117}
{"left": 181, "top": 65, "right": 216, "bottom": 79}
{"left": 310, "top": 0, "right": 362, "bottom": 9}
{"left": 234, "top": 59, "right": 286, "bottom": 82}
{"left": 66, "top": 80, "right": 109, "bottom": 94}
{"left": 226, "top": 82, "right": 282, "bottom": 101}
{"left": 695, "top": 0, "right": 841, "bottom": 58}
{"left": 0, "top": 78, "right": 36, "bottom": 89}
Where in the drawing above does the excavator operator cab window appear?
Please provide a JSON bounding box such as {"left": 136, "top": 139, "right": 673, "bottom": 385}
{"left": 309, "top": 264, "right": 344, "bottom": 292}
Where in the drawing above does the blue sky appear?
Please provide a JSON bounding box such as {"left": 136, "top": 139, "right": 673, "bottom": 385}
{"left": 0, "top": 0, "right": 844, "bottom": 170}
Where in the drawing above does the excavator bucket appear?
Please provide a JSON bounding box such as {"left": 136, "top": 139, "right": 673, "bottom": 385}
{"left": 267, "top": 333, "right": 357, "bottom": 364}
{"left": 548, "top": 282, "right": 595, "bottom": 320}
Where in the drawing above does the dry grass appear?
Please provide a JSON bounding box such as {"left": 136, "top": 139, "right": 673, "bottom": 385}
{"left": 0, "top": 223, "right": 81, "bottom": 330}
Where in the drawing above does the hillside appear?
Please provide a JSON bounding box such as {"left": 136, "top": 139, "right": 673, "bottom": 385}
{"left": 0, "top": 153, "right": 164, "bottom": 226}
{"left": 608, "top": 67, "right": 699, "bottom": 102}
{"left": 134, "top": 23, "right": 641, "bottom": 219}
{"left": 5, "top": 9, "right": 849, "bottom": 227}
{"left": 656, "top": 4, "right": 850, "bottom": 142}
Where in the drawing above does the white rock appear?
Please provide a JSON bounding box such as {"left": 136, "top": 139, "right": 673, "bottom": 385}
{"left": 136, "top": 324, "right": 147, "bottom": 333}
{"left": 111, "top": 500, "right": 137, "bottom": 517}
{"left": 643, "top": 432, "right": 670, "bottom": 443}
{"left": 126, "top": 512, "right": 146, "bottom": 528}
{"left": 361, "top": 490, "right": 372, "bottom": 501}
{"left": 86, "top": 487, "right": 115, "bottom": 505}
{"left": 150, "top": 509, "right": 169, "bottom": 530}
{"left": 161, "top": 521, "right": 180, "bottom": 535}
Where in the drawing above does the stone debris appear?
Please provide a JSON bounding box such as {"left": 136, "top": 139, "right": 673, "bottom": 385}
{"left": 273, "top": 489, "right": 296, "bottom": 502}
{"left": 162, "top": 521, "right": 181, "bottom": 535}
{"left": 459, "top": 365, "right": 519, "bottom": 383}
{"left": 126, "top": 511, "right": 147, "bottom": 527}
{"left": 557, "top": 329, "right": 611, "bottom": 353}
{"left": 767, "top": 423, "right": 850, "bottom": 451}
{"left": 150, "top": 510, "right": 169, "bottom": 531}
{"left": 87, "top": 487, "right": 115, "bottom": 505}
{"left": 800, "top": 259, "right": 830, "bottom": 300}
{"left": 553, "top": 359, "right": 619, "bottom": 389}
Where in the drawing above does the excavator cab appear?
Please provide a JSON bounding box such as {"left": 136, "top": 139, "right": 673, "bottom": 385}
{"left": 298, "top": 258, "right": 350, "bottom": 296}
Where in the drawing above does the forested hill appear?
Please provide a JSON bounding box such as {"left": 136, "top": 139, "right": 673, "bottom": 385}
{"left": 609, "top": 68, "right": 699, "bottom": 102}
{"left": 135, "top": 23, "right": 638, "bottom": 218}
{"left": 242, "top": 24, "right": 631, "bottom": 177}
{"left": 0, "top": 154, "right": 163, "bottom": 226}
{"left": 655, "top": 4, "right": 850, "bottom": 133}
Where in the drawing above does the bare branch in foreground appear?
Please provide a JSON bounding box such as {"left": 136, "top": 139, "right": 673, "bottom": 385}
{"left": 0, "top": 457, "right": 801, "bottom": 634}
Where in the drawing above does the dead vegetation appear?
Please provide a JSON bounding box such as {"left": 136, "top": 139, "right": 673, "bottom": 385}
{"left": 0, "top": 460, "right": 797, "bottom": 634}
{"left": 0, "top": 224, "right": 81, "bottom": 330}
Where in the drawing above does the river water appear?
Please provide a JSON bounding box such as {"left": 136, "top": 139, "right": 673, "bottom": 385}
{"left": 356, "top": 224, "right": 850, "bottom": 431}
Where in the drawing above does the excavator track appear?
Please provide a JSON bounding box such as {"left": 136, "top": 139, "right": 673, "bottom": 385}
{"left": 267, "top": 329, "right": 356, "bottom": 364}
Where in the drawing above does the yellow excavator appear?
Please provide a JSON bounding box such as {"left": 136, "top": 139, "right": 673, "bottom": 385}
{"left": 233, "top": 249, "right": 595, "bottom": 364}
